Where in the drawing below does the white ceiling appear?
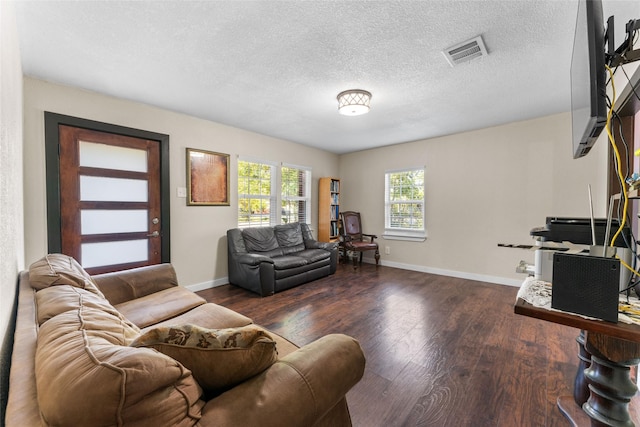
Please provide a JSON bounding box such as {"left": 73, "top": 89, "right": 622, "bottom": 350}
{"left": 13, "top": 1, "right": 640, "bottom": 154}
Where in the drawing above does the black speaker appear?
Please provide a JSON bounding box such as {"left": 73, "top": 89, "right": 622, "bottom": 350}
{"left": 551, "top": 252, "right": 620, "bottom": 323}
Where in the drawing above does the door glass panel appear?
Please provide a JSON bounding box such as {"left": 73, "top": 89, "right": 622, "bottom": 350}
{"left": 80, "top": 176, "right": 148, "bottom": 202}
{"left": 81, "top": 240, "right": 148, "bottom": 268}
{"left": 79, "top": 141, "right": 147, "bottom": 172}
{"left": 81, "top": 210, "right": 148, "bottom": 235}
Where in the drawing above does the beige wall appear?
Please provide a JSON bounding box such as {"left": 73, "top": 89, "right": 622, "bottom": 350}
{"left": 339, "top": 112, "right": 609, "bottom": 285}
{"left": 23, "top": 77, "right": 339, "bottom": 288}
{"left": 0, "top": 0, "right": 24, "bottom": 416}
{"left": 22, "top": 76, "right": 612, "bottom": 288}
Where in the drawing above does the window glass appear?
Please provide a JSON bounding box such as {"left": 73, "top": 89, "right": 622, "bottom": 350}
{"left": 80, "top": 176, "right": 148, "bottom": 202}
{"left": 238, "top": 160, "right": 276, "bottom": 227}
{"left": 384, "top": 168, "right": 426, "bottom": 239}
{"left": 81, "top": 240, "right": 148, "bottom": 268}
{"left": 81, "top": 209, "right": 148, "bottom": 234}
{"left": 79, "top": 140, "right": 147, "bottom": 172}
{"left": 281, "top": 165, "right": 311, "bottom": 224}
{"left": 238, "top": 159, "right": 312, "bottom": 227}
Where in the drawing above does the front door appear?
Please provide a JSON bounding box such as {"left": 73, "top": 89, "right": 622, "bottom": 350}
{"left": 45, "top": 113, "right": 170, "bottom": 274}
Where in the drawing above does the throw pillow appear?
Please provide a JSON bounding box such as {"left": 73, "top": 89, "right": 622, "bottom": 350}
{"left": 36, "top": 308, "right": 203, "bottom": 426}
{"left": 130, "top": 324, "right": 278, "bottom": 393}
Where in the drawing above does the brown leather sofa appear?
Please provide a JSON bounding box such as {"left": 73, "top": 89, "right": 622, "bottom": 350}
{"left": 5, "top": 254, "right": 365, "bottom": 426}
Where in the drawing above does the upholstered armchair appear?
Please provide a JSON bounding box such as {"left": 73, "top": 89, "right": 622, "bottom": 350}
{"left": 339, "top": 211, "right": 380, "bottom": 267}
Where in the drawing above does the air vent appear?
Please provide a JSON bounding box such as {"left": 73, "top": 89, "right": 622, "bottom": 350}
{"left": 442, "top": 35, "right": 488, "bottom": 67}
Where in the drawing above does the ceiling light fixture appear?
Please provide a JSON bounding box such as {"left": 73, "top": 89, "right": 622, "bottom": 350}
{"left": 337, "top": 89, "right": 372, "bottom": 116}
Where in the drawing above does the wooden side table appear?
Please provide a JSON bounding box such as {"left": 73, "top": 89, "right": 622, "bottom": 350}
{"left": 515, "top": 298, "right": 640, "bottom": 426}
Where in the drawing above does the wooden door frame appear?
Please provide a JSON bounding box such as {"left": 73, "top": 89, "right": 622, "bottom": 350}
{"left": 44, "top": 112, "right": 171, "bottom": 263}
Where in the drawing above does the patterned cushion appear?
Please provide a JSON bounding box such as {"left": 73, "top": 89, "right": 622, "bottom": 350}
{"left": 130, "top": 324, "right": 278, "bottom": 393}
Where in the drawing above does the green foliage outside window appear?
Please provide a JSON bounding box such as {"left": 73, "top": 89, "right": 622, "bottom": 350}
{"left": 238, "top": 161, "right": 310, "bottom": 227}
{"left": 238, "top": 160, "right": 273, "bottom": 226}
{"left": 281, "top": 166, "right": 307, "bottom": 224}
{"left": 387, "top": 169, "right": 424, "bottom": 230}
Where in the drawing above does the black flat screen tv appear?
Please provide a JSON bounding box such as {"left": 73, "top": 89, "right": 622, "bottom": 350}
{"left": 570, "top": 0, "right": 608, "bottom": 159}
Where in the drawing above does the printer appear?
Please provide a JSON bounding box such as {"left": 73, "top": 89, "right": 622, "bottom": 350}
{"left": 529, "top": 217, "right": 632, "bottom": 290}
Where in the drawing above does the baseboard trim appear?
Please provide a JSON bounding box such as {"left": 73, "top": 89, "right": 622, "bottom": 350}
{"left": 185, "top": 276, "right": 228, "bottom": 292}
{"left": 360, "top": 259, "right": 522, "bottom": 287}
{"left": 187, "top": 263, "right": 523, "bottom": 291}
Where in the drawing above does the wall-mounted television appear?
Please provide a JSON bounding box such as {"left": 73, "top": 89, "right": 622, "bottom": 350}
{"left": 570, "top": 0, "right": 608, "bottom": 159}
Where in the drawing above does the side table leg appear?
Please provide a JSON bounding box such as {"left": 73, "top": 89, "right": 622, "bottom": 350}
{"left": 583, "top": 355, "right": 637, "bottom": 427}
{"left": 581, "top": 329, "right": 640, "bottom": 427}
{"left": 557, "top": 331, "right": 595, "bottom": 426}
{"left": 576, "top": 330, "right": 592, "bottom": 406}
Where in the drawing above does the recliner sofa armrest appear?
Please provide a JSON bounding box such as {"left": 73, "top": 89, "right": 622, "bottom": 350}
{"left": 92, "top": 263, "right": 179, "bottom": 306}
{"left": 235, "top": 253, "right": 275, "bottom": 266}
{"left": 300, "top": 223, "right": 337, "bottom": 250}
{"left": 305, "top": 240, "right": 338, "bottom": 251}
{"left": 200, "top": 334, "right": 365, "bottom": 427}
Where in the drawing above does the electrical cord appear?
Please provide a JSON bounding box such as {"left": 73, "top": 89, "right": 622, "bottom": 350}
{"left": 606, "top": 60, "right": 640, "bottom": 287}
{"left": 602, "top": 65, "right": 640, "bottom": 286}
{"left": 606, "top": 64, "right": 629, "bottom": 247}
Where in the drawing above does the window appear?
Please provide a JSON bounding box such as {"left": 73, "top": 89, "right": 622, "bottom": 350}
{"left": 238, "top": 159, "right": 311, "bottom": 227}
{"left": 237, "top": 159, "right": 276, "bottom": 227}
{"left": 384, "top": 168, "right": 426, "bottom": 241}
{"left": 281, "top": 164, "right": 311, "bottom": 224}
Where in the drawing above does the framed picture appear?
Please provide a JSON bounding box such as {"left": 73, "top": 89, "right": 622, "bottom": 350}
{"left": 186, "top": 148, "right": 230, "bottom": 206}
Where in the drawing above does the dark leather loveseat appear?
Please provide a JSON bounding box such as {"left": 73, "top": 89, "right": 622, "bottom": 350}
{"left": 227, "top": 222, "right": 338, "bottom": 296}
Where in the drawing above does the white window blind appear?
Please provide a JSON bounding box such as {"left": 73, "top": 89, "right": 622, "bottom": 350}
{"left": 281, "top": 164, "right": 311, "bottom": 224}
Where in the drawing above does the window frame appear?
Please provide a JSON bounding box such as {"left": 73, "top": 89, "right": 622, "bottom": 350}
{"left": 281, "top": 162, "right": 311, "bottom": 225}
{"left": 383, "top": 167, "right": 427, "bottom": 241}
{"left": 237, "top": 158, "right": 277, "bottom": 228}
{"left": 237, "top": 157, "right": 312, "bottom": 228}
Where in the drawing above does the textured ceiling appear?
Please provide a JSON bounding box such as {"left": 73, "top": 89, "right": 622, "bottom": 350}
{"left": 13, "top": 1, "right": 640, "bottom": 154}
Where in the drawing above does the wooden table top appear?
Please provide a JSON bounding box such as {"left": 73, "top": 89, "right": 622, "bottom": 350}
{"left": 514, "top": 297, "right": 640, "bottom": 343}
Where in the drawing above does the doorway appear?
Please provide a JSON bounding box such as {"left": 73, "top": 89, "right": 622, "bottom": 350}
{"left": 45, "top": 112, "right": 170, "bottom": 274}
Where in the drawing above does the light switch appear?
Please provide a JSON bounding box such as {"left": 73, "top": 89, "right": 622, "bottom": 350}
{"left": 177, "top": 187, "right": 187, "bottom": 198}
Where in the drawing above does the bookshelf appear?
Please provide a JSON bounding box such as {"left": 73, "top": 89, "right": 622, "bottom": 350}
{"left": 318, "top": 177, "right": 340, "bottom": 242}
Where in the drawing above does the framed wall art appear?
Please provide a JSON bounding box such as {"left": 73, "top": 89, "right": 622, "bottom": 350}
{"left": 186, "top": 148, "right": 230, "bottom": 206}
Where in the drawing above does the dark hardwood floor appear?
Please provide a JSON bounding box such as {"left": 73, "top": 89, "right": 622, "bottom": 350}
{"left": 197, "top": 263, "right": 640, "bottom": 426}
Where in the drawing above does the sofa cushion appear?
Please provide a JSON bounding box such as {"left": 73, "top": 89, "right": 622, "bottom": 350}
{"left": 295, "top": 248, "right": 332, "bottom": 264}
{"left": 242, "top": 227, "right": 284, "bottom": 257}
{"left": 35, "top": 285, "right": 140, "bottom": 338}
{"left": 271, "top": 255, "right": 308, "bottom": 270}
{"left": 92, "top": 263, "right": 180, "bottom": 305}
{"left": 274, "top": 223, "right": 305, "bottom": 254}
{"left": 36, "top": 307, "right": 203, "bottom": 426}
{"left": 29, "top": 253, "right": 104, "bottom": 297}
{"left": 131, "top": 324, "right": 278, "bottom": 394}
{"left": 274, "top": 257, "right": 331, "bottom": 280}
{"left": 115, "top": 286, "right": 206, "bottom": 328}
{"left": 143, "top": 302, "right": 253, "bottom": 331}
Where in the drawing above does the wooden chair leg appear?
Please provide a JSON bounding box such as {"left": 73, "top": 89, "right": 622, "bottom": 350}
{"left": 374, "top": 249, "right": 380, "bottom": 266}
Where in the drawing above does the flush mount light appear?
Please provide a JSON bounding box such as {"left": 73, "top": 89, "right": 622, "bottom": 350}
{"left": 337, "top": 89, "right": 372, "bottom": 116}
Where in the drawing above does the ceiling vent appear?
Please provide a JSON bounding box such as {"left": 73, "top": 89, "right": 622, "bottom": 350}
{"left": 442, "top": 35, "right": 488, "bottom": 67}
